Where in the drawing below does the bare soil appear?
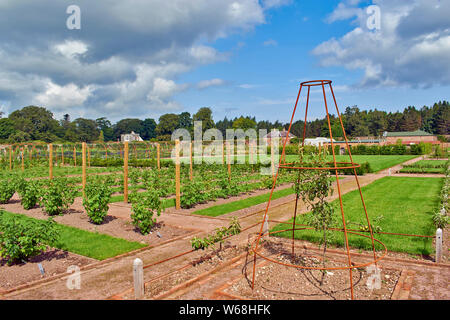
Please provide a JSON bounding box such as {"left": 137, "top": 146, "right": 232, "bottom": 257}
{"left": 0, "top": 248, "right": 94, "bottom": 291}
{"left": 0, "top": 195, "right": 193, "bottom": 245}
{"left": 225, "top": 240, "right": 400, "bottom": 300}
{"left": 121, "top": 244, "right": 247, "bottom": 300}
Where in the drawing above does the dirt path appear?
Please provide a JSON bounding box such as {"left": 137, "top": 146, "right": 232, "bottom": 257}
{"left": 3, "top": 155, "right": 447, "bottom": 300}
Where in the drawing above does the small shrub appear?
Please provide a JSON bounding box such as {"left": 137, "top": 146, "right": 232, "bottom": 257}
{"left": 15, "top": 178, "right": 41, "bottom": 210}
{"left": 40, "top": 178, "right": 77, "bottom": 216}
{"left": 180, "top": 180, "right": 204, "bottom": 209}
{"left": 433, "top": 211, "right": 449, "bottom": 230}
{"left": 191, "top": 217, "right": 241, "bottom": 251}
{"left": 0, "top": 177, "right": 16, "bottom": 204}
{"left": 0, "top": 212, "right": 60, "bottom": 265}
{"left": 130, "top": 190, "right": 162, "bottom": 235}
{"left": 83, "top": 178, "right": 113, "bottom": 224}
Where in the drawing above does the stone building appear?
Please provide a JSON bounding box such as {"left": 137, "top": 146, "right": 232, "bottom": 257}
{"left": 382, "top": 130, "right": 438, "bottom": 145}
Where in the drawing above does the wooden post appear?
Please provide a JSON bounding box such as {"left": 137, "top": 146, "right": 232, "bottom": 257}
{"left": 82, "top": 142, "right": 87, "bottom": 197}
{"left": 87, "top": 145, "right": 91, "bottom": 168}
{"left": 61, "top": 146, "right": 64, "bottom": 166}
{"left": 21, "top": 147, "right": 24, "bottom": 171}
{"left": 436, "top": 228, "right": 443, "bottom": 263}
{"left": 133, "top": 258, "right": 144, "bottom": 299}
{"left": 124, "top": 142, "right": 129, "bottom": 203}
{"left": 49, "top": 144, "right": 53, "bottom": 180}
{"left": 73, "top": 146, "right": 77, "bottom": 167}
{"left": 175, "top": 140, "right": 181, "bottom": 210}
{"left": 189, "top": 142, "right": 193, "bottom": 181}
{"left": 157, "top": 143, "right": 160, "bottom": 171}
{"left": 9, "top": 146, "right": 12, "bottom": 170}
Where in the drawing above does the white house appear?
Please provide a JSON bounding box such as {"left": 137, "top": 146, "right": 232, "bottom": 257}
{"left": 303, "top": 137, "right": 335, "bottom": 146}
{"left": 121, "top": 131, "right": 143, "bottom": 142}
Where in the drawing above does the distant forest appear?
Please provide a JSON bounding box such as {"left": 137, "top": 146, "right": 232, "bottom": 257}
{"left": 0, "top": 100, "right": 448, "bottom": 144}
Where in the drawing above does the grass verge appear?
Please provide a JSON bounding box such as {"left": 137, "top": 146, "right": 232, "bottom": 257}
{"left": 0, "top": 211, "right": 147, "bottom": 260}
{"left": 271, "top": 177, "right": 443, "bottom": 255}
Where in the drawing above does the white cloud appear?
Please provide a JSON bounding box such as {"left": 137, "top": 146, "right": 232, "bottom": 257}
{"left": 263, "top": 39, "right": 278, "bottom": 46}
{"left": 238, "top": 84, "right": 258, "bottom": 89}
{"left": 197, "top": 78, "right": 226, "bottom": 89}
{"left": 313, "top": 0, "right": 450, "bottom": 88}
{"left": 53, "top": 40, "right": 88, "bottom": 59}
{"left": 35, "top": 82, "right": 93, "bottom": 110}
{"left": 262, "top": 0, "right": 292, "bottom": 9}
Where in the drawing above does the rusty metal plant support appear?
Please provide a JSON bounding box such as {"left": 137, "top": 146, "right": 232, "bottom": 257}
{"left": 250, "top": 80, "right": 385, "bottom": 300}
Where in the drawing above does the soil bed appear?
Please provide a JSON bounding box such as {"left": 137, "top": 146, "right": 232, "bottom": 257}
{"left": 225, "top": 240, "right": 401, "bottom": 300}
{"left": 1, "top": 195, "right": 192, "bottom": 245}
{"left": 122, "top": 244, "right": 247, "bottom": 300}
{"left": 0, "top": 248, "right": 94, "bottom": 291}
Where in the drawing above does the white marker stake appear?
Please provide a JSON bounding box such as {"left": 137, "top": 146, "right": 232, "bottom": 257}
{"left": 133, "top": 258, "right": 144, "bottom": 299}
{"left": 436, "top": 228, "right": 443, "bottom": 264}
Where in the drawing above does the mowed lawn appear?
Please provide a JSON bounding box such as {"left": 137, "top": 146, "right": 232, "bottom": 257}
{"left": 284, "top": 154, "right": 418, "bottom": 172}
{"left": 271, "top": 177, "right": 443, "bottom": 255}
{"left": 168, "top": 154, "right": 418, "bottom": 173}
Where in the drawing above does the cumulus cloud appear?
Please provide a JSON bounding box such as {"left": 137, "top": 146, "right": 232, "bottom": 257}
{"left": 35, "top": 82, "right": 93, "bottom": 111}
{"left": 313, "top": 0, "right": 450, "bottom": 88}
{"left": 0, "top": 0, "right": 290, "bottom": 120}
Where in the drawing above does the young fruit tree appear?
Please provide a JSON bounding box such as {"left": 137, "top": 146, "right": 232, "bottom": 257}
{"left": 293, "top": 148, "right": 336, "bottom": 285}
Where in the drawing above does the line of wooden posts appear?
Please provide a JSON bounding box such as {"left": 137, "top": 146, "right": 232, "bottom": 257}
{"left": 12, "top": 139, "right": 276, "bottom": 211}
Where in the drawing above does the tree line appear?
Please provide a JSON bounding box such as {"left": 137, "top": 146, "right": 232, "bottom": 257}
{"left": 0, "top": 101, "right": 448, "bottom": 144}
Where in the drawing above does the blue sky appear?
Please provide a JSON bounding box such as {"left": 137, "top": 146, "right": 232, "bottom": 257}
{"left": 0, "top": 0, "right": 449, "bottom": 123}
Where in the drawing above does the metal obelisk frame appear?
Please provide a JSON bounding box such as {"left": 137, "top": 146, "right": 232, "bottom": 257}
{"left": 250, "top": 80, "right": 385, "bottom": 300}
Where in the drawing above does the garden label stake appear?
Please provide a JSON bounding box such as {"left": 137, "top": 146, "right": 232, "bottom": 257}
{"left": 250, "top": 80, "right": 385, "bottom": 300}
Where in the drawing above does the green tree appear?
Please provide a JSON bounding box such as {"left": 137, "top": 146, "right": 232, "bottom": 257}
{"left": 193, "top": 107, "right": 214, "bottom": 132}
{"left": 8, "top": 131, "right": 31, "bottom": 143}
{"left": 73, "top": 118, "right": 99, "bottom": 142}
{"left": 0, "top": 118, "right": 16, "bottom": 140}
{"left": 95, "top": 117, "right": 114, "bottom": 141}
{"left": 98, "top": 130, "right": 104, "bottom": 142}
{"left": 178, "top": 112, "right": 192, "bottom": 130}
{"left": 141, "top": 118, "right": 157, "bottom": 140}
{"left": 155, "top": 113, "right": 179, "bottom": 136}
{"left": 232, "top": 116, "right": 256, "bottom": 131}
{"left": 113, "top": 118, "right": 144, "bottom": 140}
{"left": 431, "top": 101, "right": 450, "bottom": 135}
{"left": 8, "top": 106, "right": 60, "bottom": 142}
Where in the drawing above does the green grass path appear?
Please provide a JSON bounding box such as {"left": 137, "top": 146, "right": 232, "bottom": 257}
{"left": 271, "top": 177, "right": 443, "bottom": 255}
